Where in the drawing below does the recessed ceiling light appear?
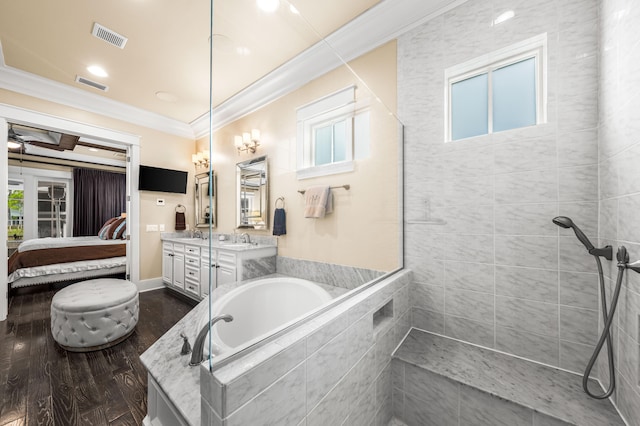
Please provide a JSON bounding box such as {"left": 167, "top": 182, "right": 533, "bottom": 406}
{"left": 289, "top": 4, "right": 299, "bottom": 14}
{"left": 492, "top": 10, "right": 515, "bottom": 26}
{"left": 256, "top": 0, "right": 279, "bottom": 13}
{"left": 155, "top": 91, "right": 179, "bottom": 102}
{"left": 87, "top": 65, "right": 108, "bottom": 78}
{"left": 236, "top": 46, "right": 251, "bottom": 56}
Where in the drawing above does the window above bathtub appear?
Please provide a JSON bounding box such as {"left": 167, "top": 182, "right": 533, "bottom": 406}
{"left": 445, "top": 33, "right": 548, "bottom": 142}
{"left": 296, "top": 85, "right": 370, "bottom": 179}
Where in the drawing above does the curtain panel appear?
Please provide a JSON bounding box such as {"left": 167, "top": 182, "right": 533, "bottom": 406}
{"left": 73, "top": 168, "right": 126, "bottom": 236}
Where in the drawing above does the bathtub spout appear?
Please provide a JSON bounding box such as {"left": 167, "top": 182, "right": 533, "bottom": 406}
{"left": 189, "top": 314, "right": 234, "bottom": 367}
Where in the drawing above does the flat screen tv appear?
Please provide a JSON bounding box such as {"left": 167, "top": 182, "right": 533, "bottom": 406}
{"left": 138, "top": 165, "right": 188, "bottom": 194}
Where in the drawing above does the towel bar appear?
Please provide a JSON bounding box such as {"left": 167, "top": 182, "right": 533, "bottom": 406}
{"left": 297, "top": 184, "right": 350, "bottom": 195}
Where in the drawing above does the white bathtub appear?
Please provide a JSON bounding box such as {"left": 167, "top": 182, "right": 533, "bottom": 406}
{"left": 207, "top": 277, "right": 333, "bottom": 354}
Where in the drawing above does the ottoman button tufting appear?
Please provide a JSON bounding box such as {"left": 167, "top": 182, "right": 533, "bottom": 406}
{"left": 50, "top": 278, "right": 139, "bottom": 352}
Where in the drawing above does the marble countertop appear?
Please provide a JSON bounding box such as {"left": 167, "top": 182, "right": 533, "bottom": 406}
{"left": 140, "top": 273, "right": 347, "bottom": 425}
{"left": 161, "top": 235, "right": 276, "bottom": 252}
{"left": 394, "top": 329, "right": 624, "bottom": 426}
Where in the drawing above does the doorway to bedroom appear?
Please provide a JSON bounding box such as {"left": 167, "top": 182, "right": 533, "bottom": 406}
{"left": 1, "top": 106, "right": 141, "bottom": 321}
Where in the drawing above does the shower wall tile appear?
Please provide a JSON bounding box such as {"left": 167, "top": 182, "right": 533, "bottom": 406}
{"left": 411, "top": 282, "right": 444, "bottom": 313}
{"left": 558, "top": 202, "right": 598, "bottom": 238}
{"left": 559, "top": 305, "right": 599, "bottom": 346}
{"left": 445, "top": 287, "right": 494, "bottom": 324}
{"left": 558, "top": 165, "right": 599, "bottom": 202}
{"left": 560, "top": 340, "right": 596, "bottom": 374}
{"left": 495, "top": 235, "right": 558, "bottom": 269}
{"left": 444, "top": 261, "right": 494, "bottom": 293}
{"left": 494, "top": 203, "right": 558, "bottom": 236}
{"left": 533, "top": 412, "right": 573, "bottom": 426}
{"left": 495, "top": 326, "right": 559, "bottom": 366}
{"left": 398, "top": 0, "right": 599, "bottom": 370}
{"left": 494, "top": 136, "right": 557, "bottom": 174}
{"left": 495, "top": 266, "right": 558, "bottom": 303}
{"left": 495, "top": 169, "right": 558, "bottom": 204}
{"left": 444, "top": 315, "right": 494, "bottom": 348}
{"left": 558, "top": 236, "right": 598, "bottom": 273}
{"left": 559, "top": 271, "right": 599, "bottom": 310}
{"left": 557, "top": 128, "right": 598, "bottom": 168}
{"left": 496, "top": 296, "right": 559, "bottom": 338}
{"left": 411, "top": 307, "right": 445, "bottom": 334}
{"left": 443, "top": 234, "right": 494, "bottom": 264}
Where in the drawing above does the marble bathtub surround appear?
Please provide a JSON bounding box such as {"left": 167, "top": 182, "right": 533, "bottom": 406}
{"left": 200, "top": 270, "right": 412, "bottom": 426}
{"left": 276, "top": 256, "right": 384, "bottom": 290}
{"left": 393, "top": 329, "right": 624, "bottom": 426}
{"left": 141, "top": 272, "right": 347, "bottom": 425}
{"left": 241, "top": 256, "right": 276, "bottom": 280}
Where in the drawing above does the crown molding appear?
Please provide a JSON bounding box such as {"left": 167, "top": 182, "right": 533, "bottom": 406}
{"left": 191, "top": 0, "right": 468, "bottom": 138}
{"left": 0, "top": 58, "right": 195, "bottom": 140}
{"left": 1, "top": 0, "right": 466, "bottom": 141}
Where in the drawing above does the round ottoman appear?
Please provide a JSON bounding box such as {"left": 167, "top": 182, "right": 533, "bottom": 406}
{"left": 50, "top": 278, "right": 139, "bottom": 352}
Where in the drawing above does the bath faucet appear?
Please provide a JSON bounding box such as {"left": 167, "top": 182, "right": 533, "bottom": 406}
{"left": 189, "top": 314, "right": 233, "bottom": 366}
{"left": 240, "top": 232, "right": 251, "bottom": 244}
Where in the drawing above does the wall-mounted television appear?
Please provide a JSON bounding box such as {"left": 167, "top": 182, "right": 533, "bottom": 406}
{"left": 138, "top": 165, "right": 188, "bottom": 194}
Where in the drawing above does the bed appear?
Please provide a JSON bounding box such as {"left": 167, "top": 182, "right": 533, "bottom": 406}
{"left": 8, "top": 235, "right": 127, "bottom": 289}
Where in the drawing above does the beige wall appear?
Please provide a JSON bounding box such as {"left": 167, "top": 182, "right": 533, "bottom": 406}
{"left": 1, "top": 89, "right": 195, "bottom": 280}
{"left": 197, "top": 41, "right": 400, "bottom": 271}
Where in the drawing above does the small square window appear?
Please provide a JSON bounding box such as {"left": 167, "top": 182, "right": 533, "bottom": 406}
{"left": 445, "top": 33, "right": 547, "bottom": 142}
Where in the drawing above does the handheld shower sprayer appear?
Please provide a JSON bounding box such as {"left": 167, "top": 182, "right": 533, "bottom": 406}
{"left": 553, "top": 215, "right": 640, "bottom": 399}
{"left": 552, "top": 216, "right": 612, "bottom": 260}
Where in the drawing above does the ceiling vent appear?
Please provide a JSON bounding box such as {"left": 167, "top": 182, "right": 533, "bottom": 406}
{"left": 75, "top": 75, "right": 109, "bottom": 92}
{"left": 91, "top": 23, "right": 128, "bottom": 49}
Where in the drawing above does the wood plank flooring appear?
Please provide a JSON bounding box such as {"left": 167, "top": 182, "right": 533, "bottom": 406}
{"left": 0, "top": 286, "right": 197, "bottom": 426}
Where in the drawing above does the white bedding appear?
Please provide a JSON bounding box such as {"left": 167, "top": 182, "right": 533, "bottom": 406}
{"left": 18, "top": 236, "right": 124, "bottom": 253}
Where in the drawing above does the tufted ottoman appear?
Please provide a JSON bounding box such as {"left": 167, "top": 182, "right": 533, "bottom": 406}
{"left": 50, "top": 278, "right": 139, "bottom": 352}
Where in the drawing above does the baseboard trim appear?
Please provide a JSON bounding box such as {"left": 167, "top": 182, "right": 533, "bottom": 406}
{"left": 136, "top": 277, "right": 165, "bottom": 293}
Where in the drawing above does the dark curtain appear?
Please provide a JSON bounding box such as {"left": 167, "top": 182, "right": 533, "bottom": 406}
{"left": 73, "top": 168, "right": 127, "bottom": 236}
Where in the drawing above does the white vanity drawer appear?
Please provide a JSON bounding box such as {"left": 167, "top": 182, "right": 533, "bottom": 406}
{"left": 173, "top": 244, "right": 185, "bottom": 253}
{"left": 185, "top": 245, "right": 200, "bottom": 256}
{"left": 184, "top": 279, "right": 199, "bottom": 296}
{"left": 185, "top": 266, "right": 199, "bottom": 281}
{"left": 185, "top": 255, "right": 199, "bottom": 268}
{"left": 162, "top": 242, "right": 173, "bottom": 252}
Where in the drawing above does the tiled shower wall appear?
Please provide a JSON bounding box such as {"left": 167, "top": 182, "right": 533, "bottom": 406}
{"left": 598, "top": 0, "right": 640, "bottom": 424}
{"left": 399, "top": 0, "right": 602, "bottom": 372}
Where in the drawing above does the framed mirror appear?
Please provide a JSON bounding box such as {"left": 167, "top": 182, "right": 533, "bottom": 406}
{"left": 195, "top": 171, "right": 216, "bottom": 228}
{"left": 236, "top": 155, "right": 268, "bottom": 229}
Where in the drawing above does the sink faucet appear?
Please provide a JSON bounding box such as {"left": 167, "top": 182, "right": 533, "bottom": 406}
{"left": 240, "top": 232, "right": 251, "bottom": 244}
{"left": 194, "top": 229, "right": 203, "bottom": 239}
{"left": 189, "top": 314, "right": 233, "bottom": 366}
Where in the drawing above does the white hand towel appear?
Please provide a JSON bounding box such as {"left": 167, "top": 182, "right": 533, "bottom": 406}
{"left": 304, "top": 186, "right": 332, "bottom": 218}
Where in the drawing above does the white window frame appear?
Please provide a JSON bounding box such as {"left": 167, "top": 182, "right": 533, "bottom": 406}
{"left": 444, "top": 33, "right": 548, "bottom": 142}
{"left": 296, "top": 86, "right": 357, "bottom": 180}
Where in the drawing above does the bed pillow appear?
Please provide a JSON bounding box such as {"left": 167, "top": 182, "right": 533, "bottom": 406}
{"left": 111, "top": 218, "right": 127, "bottom": 240}
{"left": 98, "top": 217, "right": 118, "bottom": 240}
{"left": 105, "top": 217, "right": 126, "bottom": 239}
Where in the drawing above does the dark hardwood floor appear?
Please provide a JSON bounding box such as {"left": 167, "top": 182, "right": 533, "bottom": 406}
{"left": 0, "top": 286, "right": 197, "bottom": 426}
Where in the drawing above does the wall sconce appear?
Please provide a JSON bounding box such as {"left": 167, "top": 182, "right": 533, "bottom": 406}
{"left": 234, "top": 129, "right": 260, "bottom": 154}
{"left": 192, "top": 150, "right": 210, "bottom": 168}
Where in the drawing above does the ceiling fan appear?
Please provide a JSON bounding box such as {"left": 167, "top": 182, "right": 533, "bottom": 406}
{"left": 7, "top": 124, "right": 79, "bottom": 152}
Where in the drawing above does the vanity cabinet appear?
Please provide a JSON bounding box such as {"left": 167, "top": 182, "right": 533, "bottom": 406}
{"left": 161, "top": 239, "right": 275, "bottom": 300}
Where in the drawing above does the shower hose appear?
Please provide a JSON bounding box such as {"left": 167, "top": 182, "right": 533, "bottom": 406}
{"left": 583, "top": 246, "right": 627, "bottom": 399}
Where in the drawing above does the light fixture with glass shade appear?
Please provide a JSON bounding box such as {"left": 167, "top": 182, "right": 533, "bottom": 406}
{"left": 234, "top": 129, "right": 260, "bottom": 154}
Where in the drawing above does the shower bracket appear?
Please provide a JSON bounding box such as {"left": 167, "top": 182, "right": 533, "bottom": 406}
{"left": 589, "top": 245, "right": 613, "bottom": 261}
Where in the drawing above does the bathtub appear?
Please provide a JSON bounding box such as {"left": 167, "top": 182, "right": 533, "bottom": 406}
{"left": 206, "top": 277, "right": 333, "bottom": 354}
